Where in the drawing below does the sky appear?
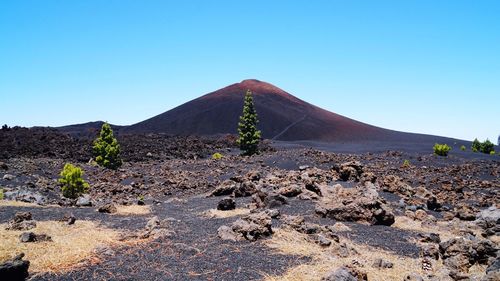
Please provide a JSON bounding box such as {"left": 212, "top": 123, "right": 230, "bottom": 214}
{"left": 0, "top": 0, "right": 499, "bottom": 142}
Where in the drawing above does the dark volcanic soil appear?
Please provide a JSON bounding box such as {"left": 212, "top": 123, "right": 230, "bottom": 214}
{"left": 0, "top": 128, "right": 499, "bottom": 280}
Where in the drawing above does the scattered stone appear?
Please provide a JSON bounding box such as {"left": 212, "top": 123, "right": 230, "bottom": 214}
{"left": 278, "top": 184, "right": 302, "bottom": 197}
{"left": 298, "top": 165, "right": 310, "bottom": 171}
{"left": 210, "top": 180, "right": 236, "bottom": 196}
{"left": 0, "top": 161, "right": 8, "bottom": 170}
{"left": 333, "top": 243, "right": 359, "bottom": 258}
{"left": 19, "top": 232, "right": 51, "bottom": 243}
{"left": 6, "top": 212, "right": 36, "bottom": 231}
{"left": 381, "top": 175, "right": 414, "bottom": 196}
{"left": 264, "top": 208, "right": 280, "bottom": 218}
{"left": 439, "top": 237, "right": 498, "bottom": 273}
{"left": 217, "top": 198, "right": 236, "bottom": 211}
{"left": 218, "top": 211, "right": 272, "bottom": 241}
{"left": 476, "top": 206, "right": 500, "bottom": 237}
{"left": 3, "top": 174, "right": 15, "bottom": 180}
{"left": 217, "top": 225, "right": 239, "bottom": 241}
{"left": 426, "top": 196, "right": 442, "bottom": 211}
{"left": 316, "top": 186, "right": 394, "bottom": 226}
{"left": 339, "top": 161, "right": 363, "bottom": 181}
{"left": 312, "top": 234, "right": 332, "bottom": 247}
{"left": 418, "top": 232, "right": 441, "bottom": 244}
{"left": 19, "top": 232, "right": 36, "bottom": 243}
{"left": 281, "top": 215, "right": 305, "bottom": 229}
{"left": 414, "top": 209, "right": 428, "bottom": 221}
{"left": 420, "top": 245, "right": 439, "bottom": 260}
{"left": 455, "top": 204, "right": 477, "bottom": 221}
{"left": 252, "top": 191, "right": 288, "bottom": 208}
{"left": 98, "top": 203, "right": 117, "bottom": 213}
{"left": 372, "top": 258, "right": 394, "bottom": 269}
{"left": 321, "top": 266, "right": 366, "bottom": 281}
{"left": 234, "top": 181, "right": 257, "bottom": 197}
{"left": 360, "top": 172, "right": 376, "bottom": 184}
{"left": 76, "top": 194, "right": 92, "bottom": 207}
{"left": 61, "top": 213, "right": 76, "bottom": 225}
{"left": 13, "top": 212, "right": 32, "bottom": 223}
{"left": 0, "top": 253, "right": 30, "bottom": 281}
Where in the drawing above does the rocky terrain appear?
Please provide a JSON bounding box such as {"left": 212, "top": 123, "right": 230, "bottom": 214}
{"left": 0, "top": 128, "right": 499, "bottom": 280}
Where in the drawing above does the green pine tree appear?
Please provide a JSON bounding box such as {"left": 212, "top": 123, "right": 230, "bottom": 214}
{"left": 471, "top": 138, "right": 481, "bottom": 152}
{"left": 58, "top": 163, "right": 90, "bottom": 199}
{"left": 237, "top": 90, "right": 261, "bottom": 155}
{"left": 93, "top": 122, "right": 122, "bottom": 169}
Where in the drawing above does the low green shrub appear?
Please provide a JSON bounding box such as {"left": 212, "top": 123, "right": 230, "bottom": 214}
{"left": 481, "top": 139, "right": 494, "bottom": 154}
{"left": 402, "top": 159, "right": 410, "bottom": 168}
{"left": 0, "top": 188, "right": 3, "bottom": 200}
{"left": 471, "top": 138, "right": 481, "bottom": 152}
{"left": 491, "top": 151, "right": 496, "bottom": 155}
{"left": 434, "top": 143, "right": 451, "bottom": 156}
{"left": 58, "top": 163, "right": 90, "bottom": 199}
{"left": 212, "top": 152, "right": 223, "bottom": 160}
{"left": 460, "top": 145, "right": 466, "bottom": 151}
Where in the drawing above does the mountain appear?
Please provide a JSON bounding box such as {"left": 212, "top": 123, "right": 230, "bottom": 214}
{"left": 121, "top": 79, "right": 443, "bottom": 143}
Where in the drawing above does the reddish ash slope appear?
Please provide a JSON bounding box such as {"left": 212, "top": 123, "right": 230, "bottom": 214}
{"left": 124, "top": 79, "right": 423, "bottom": 142}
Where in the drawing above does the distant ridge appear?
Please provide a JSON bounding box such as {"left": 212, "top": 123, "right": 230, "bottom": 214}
{"left": 58, "top": 79, "right": 464, "bottom": 145}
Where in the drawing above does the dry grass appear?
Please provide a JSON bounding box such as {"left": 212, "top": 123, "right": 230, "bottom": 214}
{"left": 262, "top": 227, "right": 486, "bottom": 281}
{"left": 0, "top": 220, "right": 121, "bottom": 273}
{"left": 0, "top": 200, "right": 59, "bottom": 208}
{"left": 115, "top": 204, "right": 151, "bottom": 215}
{"left": 202, "top": 208, "right": 251, "bottom": 219}
{"left": 391, "top": 216, "right": 484, "bottom": 241}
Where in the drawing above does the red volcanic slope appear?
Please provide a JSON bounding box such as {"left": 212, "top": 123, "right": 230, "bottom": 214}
{"left": 123, "top": 79, "right": 425, "bottom": 142}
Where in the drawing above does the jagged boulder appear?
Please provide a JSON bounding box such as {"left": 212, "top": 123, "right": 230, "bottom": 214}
{"left": 217, "top": 211, "right": 272, "bottom": 241}
{"left": 315, "top": 185, "right": 394, "bottom": 226}
{"left": 5, "top": 212, "right": 36, "bottom": 231}
{"left": 0, "top": 253, "right": 30, "bottom": 281}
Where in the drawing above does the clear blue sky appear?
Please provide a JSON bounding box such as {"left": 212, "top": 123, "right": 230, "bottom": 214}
{"left": 1, "top": 0, "right": 499, "bottom": 142}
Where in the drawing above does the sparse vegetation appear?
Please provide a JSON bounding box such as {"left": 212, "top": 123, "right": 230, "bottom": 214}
{"left": 433, "top": 143, "right": 451, "bottom": 156}
{"left": 480, "top": 139, "right": 494, "bottom": 154}
{"left": 460, "top": 145, "right": 466, "bottom": 151}
{"left": 490, "top": 151, "right": 496, "bottom": 155}
{"left": 0, "top": 188, "right": 3, "bottom": 200}
{"left": 471, "top": 138, "right": 481, "bottom": 152}
{"left": 402, "top": 159, "right": 410, "bottom": 168}
{"left": 93, "top": 122, "right": 122, "bottom": 169}
{"left": 58, "top": 163, "right": 89, "bottom": 199}
{"left": 237, "top": 90, "right": 261, "bottom": 156}
{"left": 471, "top": 138, "right": 495, "bottom": 154}
{"left": 212, "top": 152, "right": 223, "bottom": 160}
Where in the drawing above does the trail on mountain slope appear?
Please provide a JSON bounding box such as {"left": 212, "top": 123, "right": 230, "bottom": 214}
{"left": 272, "top": 115, "right": 307, "bottom": 140}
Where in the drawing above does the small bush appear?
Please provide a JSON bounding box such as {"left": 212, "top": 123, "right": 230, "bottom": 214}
{"left": 434, "top": 143, "right": 451, "bottom": 156}
{"left": 460, "top": 145, "right": 466, "bottom": 151}
{"left": 471, "top": 138, "right": 481, "bottom": 152}
{"left": 402, "top": 159, "right": 410, "bottom": 168}
{"left": 491, "top": 151, "right": 496, "bottom": 155}
{"left": 480, "top": 139, "right": 494, "bottom": 154}
{"left": 58, "top": 163, "right": 90, "bottom": 199}
{"left": 212, "top": 152, "right": 223, "bottom": 160}
{"left": 0, "top": 188, "right": 3, "bottom": 200}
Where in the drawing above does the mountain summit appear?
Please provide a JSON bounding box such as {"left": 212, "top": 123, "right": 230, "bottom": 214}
{"left": 124, "top": 79, "right": 407, "bottom": 142}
